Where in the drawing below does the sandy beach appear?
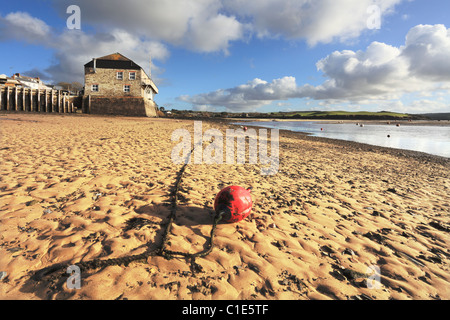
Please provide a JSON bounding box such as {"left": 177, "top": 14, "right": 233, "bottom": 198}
{"left": 0, "top": 113, "right": 449, "bottom": 300}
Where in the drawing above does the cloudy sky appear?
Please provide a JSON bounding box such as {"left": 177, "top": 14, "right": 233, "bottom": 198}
{"left": 1, "top": 0, "right": 449, "bottom": 113}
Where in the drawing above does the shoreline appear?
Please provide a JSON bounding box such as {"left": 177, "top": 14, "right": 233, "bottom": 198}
{"left": 0, "top": 113, "right": 449, "bottom": 300}
{"left": 224, "top": 119, "right": 450, "bottom": 165}
{"left": 227, "top": 117, "right": 450, "bottom": 126}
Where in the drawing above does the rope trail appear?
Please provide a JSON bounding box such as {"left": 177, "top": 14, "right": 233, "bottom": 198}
{"left": 32, "top": 143, "right": 222, "bottom": 281}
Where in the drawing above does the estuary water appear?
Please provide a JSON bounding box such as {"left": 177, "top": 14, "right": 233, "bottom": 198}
{"left": 234, "top": 120, "right": 450, "bottom": 158}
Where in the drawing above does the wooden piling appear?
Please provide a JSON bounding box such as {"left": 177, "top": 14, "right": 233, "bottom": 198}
{"left": 30, "top": 89, "right": 34, "bottom": 112}
{"left": 50, "top": 90, "right": 54, "bottom": 112}
{"left": 6, "top": 87, "right": 10, "bottom": 111}
{"left": 37, "top": 89, "right": 41, "bottom": 112}
{"left": 22, "top": 88, "right": 26, "bottom": 111}
{"left": 0, "top": 87, "right": 78, "bottom": 114}
{"left": 57, "top": 91, "right": 61, "bottom": 113}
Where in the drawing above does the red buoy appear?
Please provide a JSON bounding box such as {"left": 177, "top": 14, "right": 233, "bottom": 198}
{"left": 214, "top": 186, "right": 252, "bottom": 223}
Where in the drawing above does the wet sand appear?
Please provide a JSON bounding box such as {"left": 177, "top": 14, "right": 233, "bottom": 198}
{"left": 0, "top": 113, "right": 449, "bottom": 300}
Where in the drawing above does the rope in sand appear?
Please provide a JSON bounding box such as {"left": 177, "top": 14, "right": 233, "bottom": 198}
{"left": 32, "top": 144, "right": 223, "bottom": 281}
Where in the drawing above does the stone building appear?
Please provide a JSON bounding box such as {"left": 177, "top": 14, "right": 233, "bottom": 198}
{"left": 83, "top": 52, "right": 159, "bottom": 117}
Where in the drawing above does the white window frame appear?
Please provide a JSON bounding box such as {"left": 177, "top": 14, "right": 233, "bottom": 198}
{"left": 91, "top": 84, "right": 99, "bottom": 92}
{"left": 129, "top": 72, "right": 136, "bottom": 80}
{"left": 116, "top": 71, "right": 124, "bottom": 80}
{"left": 124, "top": 84, "right": 131, "bottom": 93}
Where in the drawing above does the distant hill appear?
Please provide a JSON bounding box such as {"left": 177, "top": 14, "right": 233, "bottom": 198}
{"left": 254, "top": 110, "right": 424, "bottom": 120}
{"left": 269, "top": 110, "right": 411, "bottom": 119}
{"left": 166, "top": 109, "right": 448, "bottom": 120}
{"left": 417, "top": 113, "right": 450, "bottom": 120}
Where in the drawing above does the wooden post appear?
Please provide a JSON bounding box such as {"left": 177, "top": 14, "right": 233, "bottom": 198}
{"left": 23, "top": 88, "right": 26, "bottom": 111}
{"left": 6, "top": 86, "right": 10, "bottom": 111}
{"left": 20, "top": 88, "right": 22, "bottom": 111}
{"left": 14, "top": 87, "right": 17, "bottom": 111}
{"left": 57, "top": 90, "right": 61, "bottom": 113}
{"left": 82, "top": 96, "right": 86, "bottom": 113}
{"left": 50, "top": 90, "right": 53, "bottom": 112}
{"left": 31, "top": 89, "right": 34, "bottom": 111}
{"left": 17, "top": 88, "right": 20, "bottom": 111}
{"left": 37, "top": 89, "right": 40, "bottom": 112}
{"left": 45, "top": 90, "right": 48, "bottom": 112}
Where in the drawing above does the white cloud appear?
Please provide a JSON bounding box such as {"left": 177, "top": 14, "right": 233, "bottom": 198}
{"left": 45, "top": 0, "right": 406, "bottom": 58}
{"left": 0, "top": 12, "right": 51, "bottom": 42}
{"left": 311, "top": 24, "right": 450, "bottom": 101}
{"left": 51, "top": 0, "right": 246, "bottom": 54}
{"left": 223, "top": 0, "right": 403, "bottom": 45}
{"left": 402, "top": 24, "right": 450, "bottom": 82}
{"left": 185, "top": 14, "right": 245, "bottom": 54}
{"left": 182, "top": 24, "right": 450, "bottom": 112}
{"left": 179, "top": 76, "right": 302, "bottom": 111}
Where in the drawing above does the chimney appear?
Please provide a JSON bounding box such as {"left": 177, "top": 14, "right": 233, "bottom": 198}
{"left": 93, "top": 58, "right": 97, "bottom": 73}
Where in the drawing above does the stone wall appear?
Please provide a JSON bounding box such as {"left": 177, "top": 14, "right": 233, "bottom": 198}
{"left": 84, "top": 67, "right": 142, "bottom": 97}
{"left": 84, "top": 95, "right": 158, "bottom": 117}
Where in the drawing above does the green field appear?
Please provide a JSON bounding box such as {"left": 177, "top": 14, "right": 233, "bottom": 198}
{"left": 268, "top": 110, "right": 410, "bottom": 118}
{"left": 165, "top": 109, "right": 437, "bottom": 120}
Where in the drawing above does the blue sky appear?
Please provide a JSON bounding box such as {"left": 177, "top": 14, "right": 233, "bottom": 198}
{"left": 1, "top": 0, "right": 449, "bottom": 114}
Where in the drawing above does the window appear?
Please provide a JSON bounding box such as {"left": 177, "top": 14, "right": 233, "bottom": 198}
{"left": 91, "top": 84, "right": 99, "bottom": 92}
{"left": 124, "top": 85, "right": 131, "bottom": 93}
{"left": 116, "top": 72, "right": 123, "bottom": 80}
{"left": 129, "top": 72, "right": 136, "bottom": 80}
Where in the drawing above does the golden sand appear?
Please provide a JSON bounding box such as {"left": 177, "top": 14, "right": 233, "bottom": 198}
{"left": 0, "top": 113, "right": 448, "bottom": 300}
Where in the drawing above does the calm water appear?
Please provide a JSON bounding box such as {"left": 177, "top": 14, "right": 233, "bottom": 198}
{"left": 234, "top": 121, "right": 450, "bottom": 158}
